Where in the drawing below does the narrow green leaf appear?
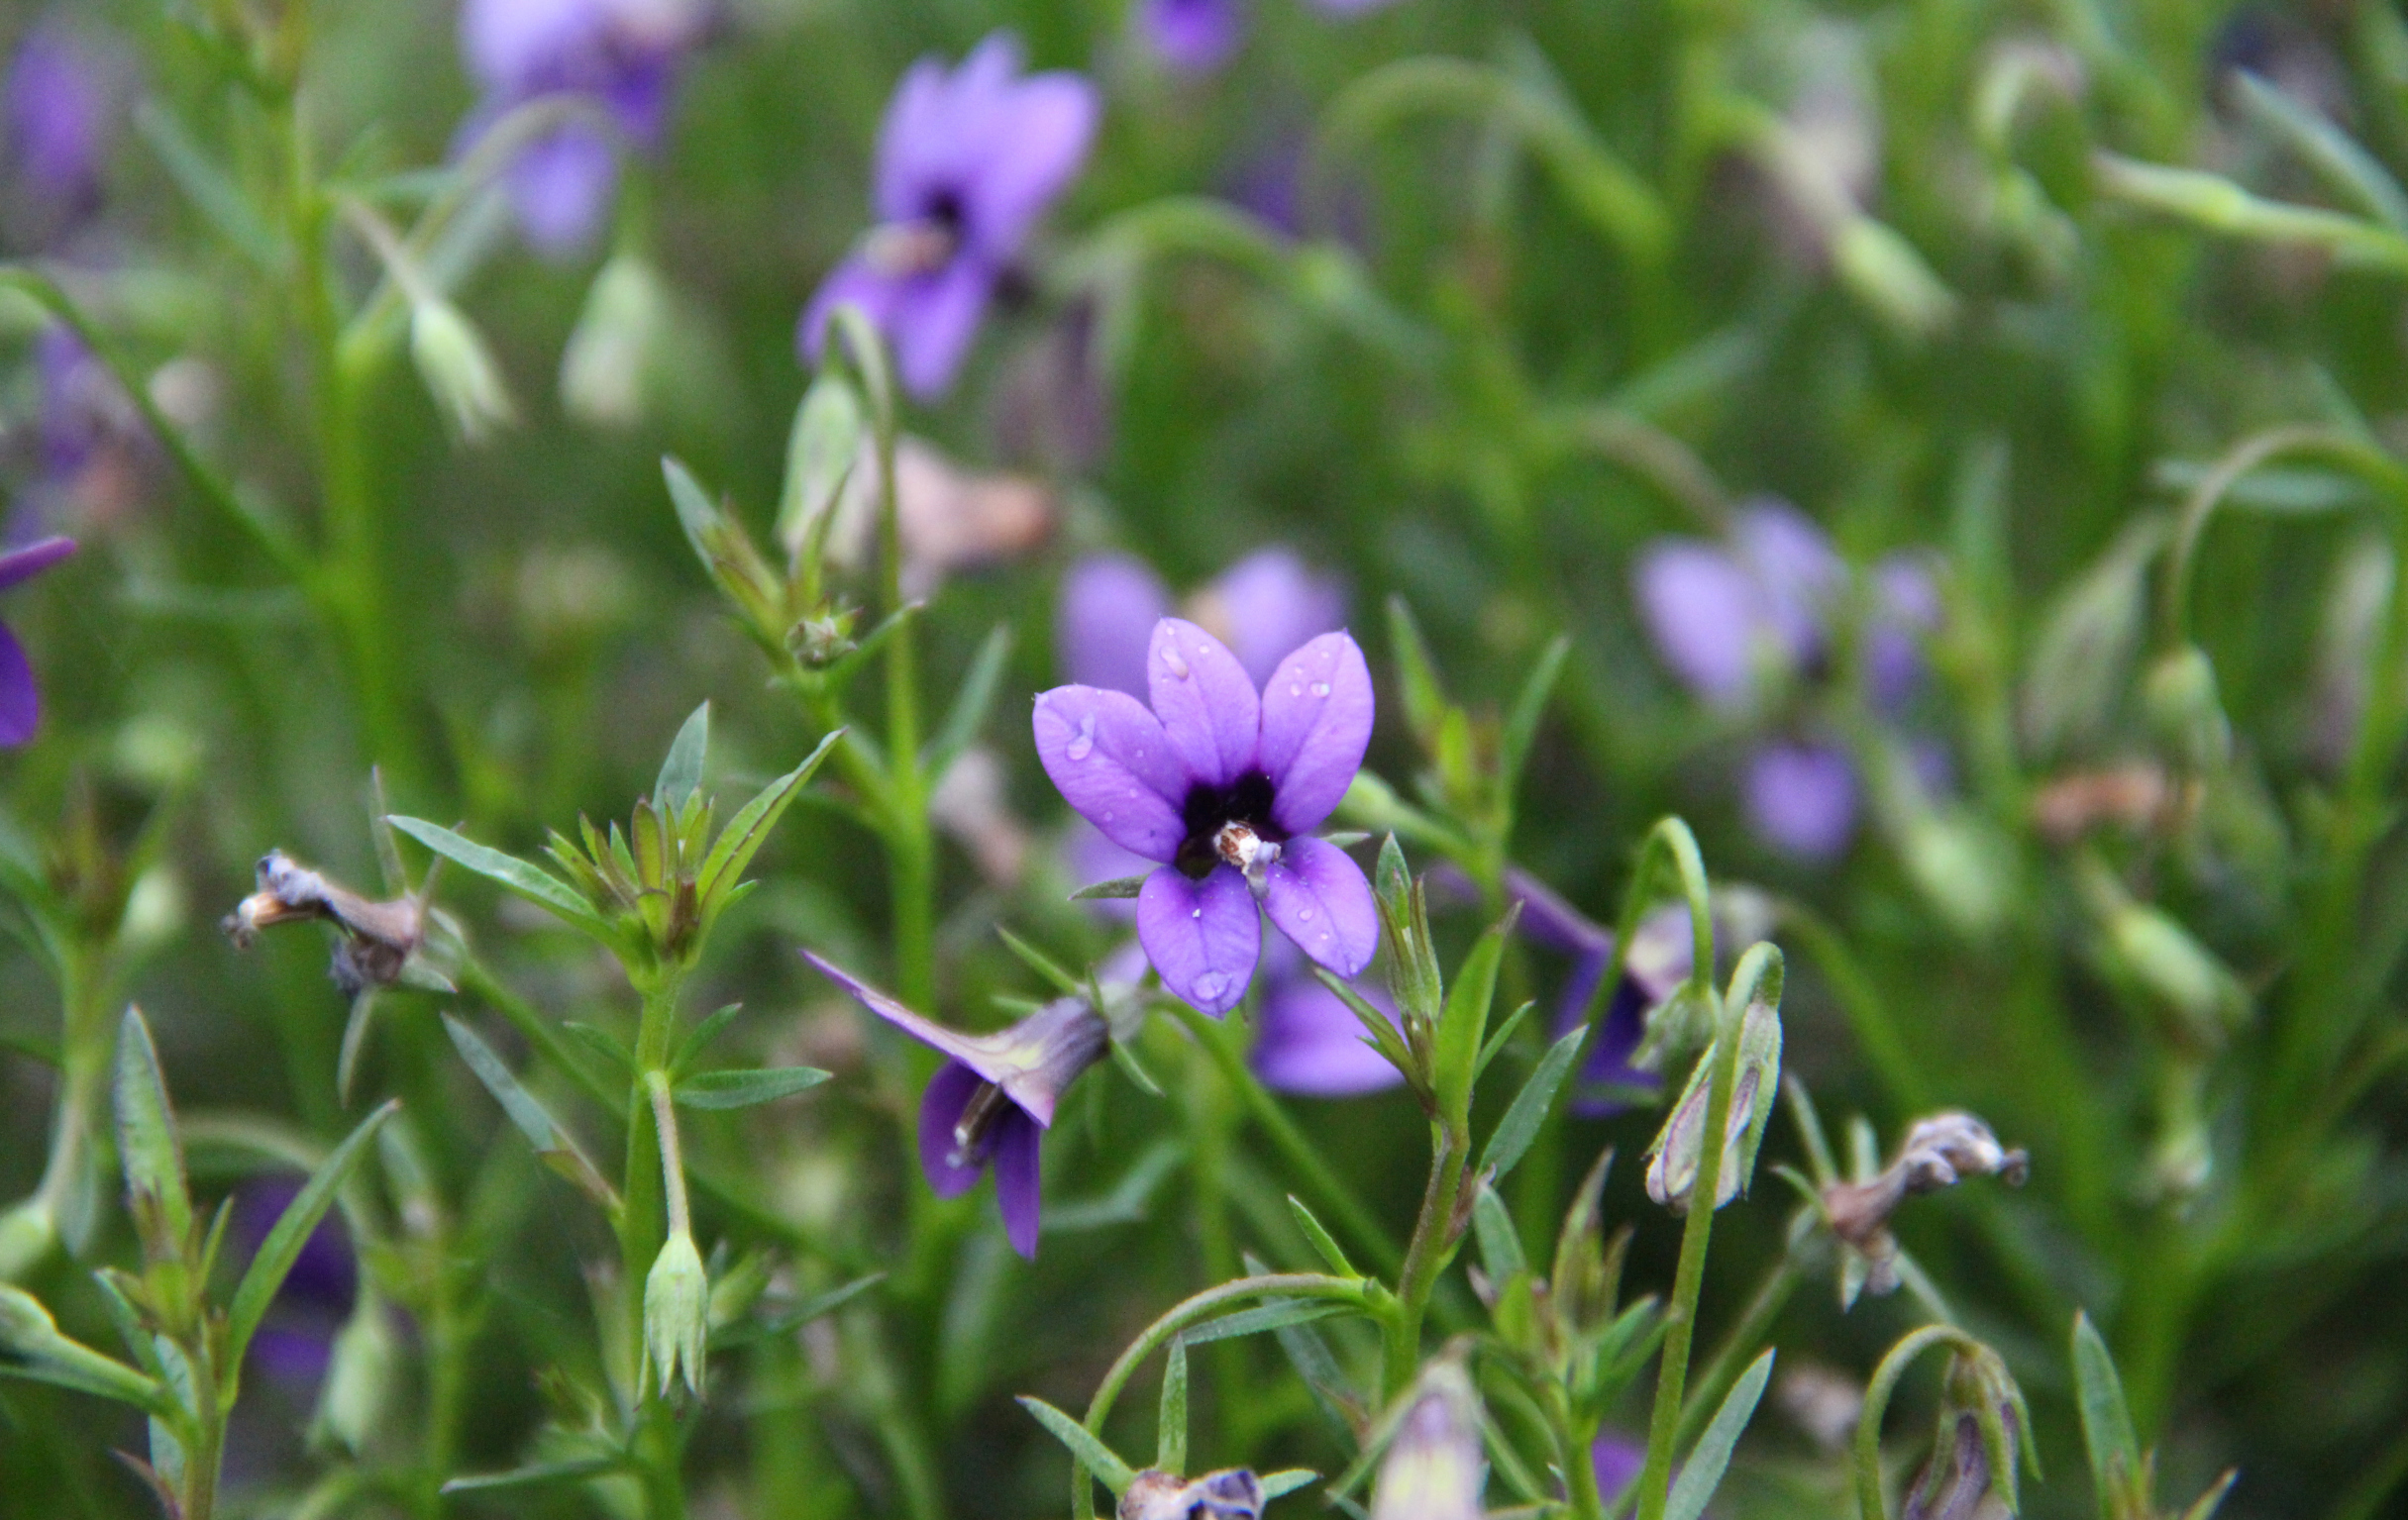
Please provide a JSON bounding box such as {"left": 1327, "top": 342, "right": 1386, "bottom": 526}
{"left": 441, "top": 1457, "right": 626, "bottom": 1495}
{"left": 1471, "top": 1184, "right": 1525, "bottom": 1281}
{"left": 2232, "top": 71, "right": 2408, "bottom": 231}
{"left": 386, "top": 817, "right": 605, "bottom": 936}
{"left": 656, "top": 702, "right": 710, "bottom": 808}
{"left": 1070, "top": 874, "right": 1149, "bottom": 902}
{"left": 222, "top": 1100, "right": 399, "bottom": 1376}
{"left": 1182, "top": 1300, "right": 1350, "bottom": 1345}
{"left": 2177, "top": 1471, "right": 2239, "bottom": 1520}
{"left": 672, "top": 1003, "right": 745, "bottom": 1076}
{"left": 0, "top": 1286, "right": 167, "bottom": 1414}
{"left": 712, "top": 1272, "right": 885, "bottom": 1347}
{"left": 0, "top": 1358, "right": 168, "bottom": 1412}
{"left": 1501, "top": 633, "right": 1571, "bottom": 787}
{"left": 113, "top": 1006, "right": 192, "bottom": 1256}
{"left": 1665, "top": 1348, "right": 1774, "bottom": 1520}
{"left": 1473, "top": 1000, "right": 1536, "bottom": 1081}
{"left": 1433, "top": 910, "right": 1517, "bottom": 1125}
{"left": 1287, "top": 1196, "right": 1357, "bottom": 1277}
{"left": 1260, "top": 1471, "right": 1318, "bottom": 1501}
{"left": 1385, "top": 594, "right": 1449, "bottom": 746}
{"left": 1480, "top": 1025, "right": 1587, "bottom": 1182}
{"left": 1107, "top": 1037, "right": 1165, "bottom": 1099}
{"left": 1017, "top": 1395, "right": 1137, "bottom": 1494}
{"left": 135, "top": 103, "right": 283, "bottom": 272}
{"left": 1157, "top": 1335, "right": 1189, "bottom": 1474}
{"left": 335, "top": 992, "right": 377, "bottom": 1108}
{"left": 2071, "top": 1311, "right": 2140, "bottom": 1500}
{"left": 924, "top": 624, "right": 1014, "bottom": 780}
{"left": 673, "top": 1065, "right": 832, "bottom": 1109}
{"left": 443, "top": 1015, "right": 619, "bottom": 1211}
{"left": 561, "top": 1022, "right": 634, "bottom": 1081}
{"left": 662, "top": 456, "right": 722, "bottom": 566}
{"left": 695, "top": 729, "right": 846, "bottom": 911}
{"left": 996, "top": 927, "right": 1084, "bottom": 996}
{"left": 1272, "top": 1310, "right": 1361, "bottom": 1439}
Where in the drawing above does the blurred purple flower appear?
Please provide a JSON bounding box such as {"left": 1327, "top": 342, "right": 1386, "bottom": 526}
{"left": 1633, "top": 499, "right": 1840, "bottom": 712}
{"left": 1057, "top": 546, "right": 1346, "bottom": 696}
{"left": 801, "top": 34, "right": 1099, "bottom": 400}
{"left": 805, "top": 953, "right": 1105, "bottom": 1259}
{"left": 232, "top": 1178, "right": 358, "bottom": 1385}
{"left": 458, "top": 0, "right": 702, "bottom": 257}
{"left": 1744, "top": 741, "right": 1858, "bottom": 862}
{"left": 1251, "top": 939, "right": 1402, "bottom": 1096}
{"left": 1144, "top": 0, "right": 1247, "bottom": 73}
{"left": 5, "top": 21, "right": 121, "bottom": 223}
{"left": 1511, "top": 870, "right": 1682, "bottom": 1118}
{"left": 1033, "top": 617, "right": 1376, "bottom": 1014}
{"left": 1591, "top": 1432, "right": 1647, "bottom": 1509}
{"left": 1309, "top": 0, "right": 1405, "bottom": 14}
{"left": 0, "top": 535, "right": 73, "bottom": 747}
{"left": 1868, "top": 552, "right": 1941, "bottom": 711}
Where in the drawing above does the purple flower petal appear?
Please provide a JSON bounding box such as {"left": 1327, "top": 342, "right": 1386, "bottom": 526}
{"left": 1745, "top": 741, "right": 1859, "bottom": 861}
{"left": 1144, "top": 0, "right": 1247, "bottom": 73}
{"left": 1263, "top": 836, "right": 1377, "bottom": 977}
{"left": 1057, "top": 553, "right": 1171, "bottom": 696}
{"left": 1137, "top": 864, "right": 1260, "bottom": 1014}
{"left": 506, "top": 122, "right": 620, "bottom": 257}
{"left": 917, "top": 1060, "right": 989, "bottom": 1199}
{"left": 1506, "top": 866, "right": 1611, "bottom": 959}
{"left": 1633, "top": 540, "right": 1758, "bottom": 709}
{"left": 1032, "top": 685, "right": 1190, "bottom": 861}
{"left": 1869, "top": 551, "right": 1942, "bottom": 711}
{"left": 797, "top": 254, "right": 903, "bottom": 365}
{"left": 0, "top": 536, "right": 75, "bottom": 591}
{"left": 1148, "top": 617, "right": 1261, "bottom": 789}
{"left": 1253, "top": 969, "right": 1401, "bottom": 1096}
{"left": 1256, "top": 632, "right": 1373, "bottom": 835}
{"left": 992, "top": 1104, "right": 1044, "bottom": 1259}
{"left": 0, "top": 625, "right": 39, "bottom": 749}
{"left": 1199, "top": 547, "right": 1347, "bottom": 688}
{"left": 962, "top": 72, "right": 1099, "bottom": 258}
{"left": 1731, "top": 498, "right": 1841, "bottom": 668}
{"left": 887, "top": 256, "right": 996, "bottom": 401}
{"left": 6, "top": 24, "right": 118, "bottom": 210}
{"left": 1592, "top": 1433, "right": 1647, "bottom": 1508}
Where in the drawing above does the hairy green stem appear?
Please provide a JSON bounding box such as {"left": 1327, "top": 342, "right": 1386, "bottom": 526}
{"left": 1384, "top": 1124, "right": 1467, "bottom": 1398}
{"left": 622, "top": 970, "right": 688, "bottom": 1520}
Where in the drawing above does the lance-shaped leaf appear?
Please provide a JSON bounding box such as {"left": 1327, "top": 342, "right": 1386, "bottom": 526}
{"left": 1479, "top": 1024, "right": 1587, "bottom": 1182}
{"left": 672, "top": 1004, "right": 745, "bottom": 1075}
{"left": 1157, "top": 1335, "right": 1189, "bottom": 1474}
{"left": 1261, "top": 1471, "right": 1318, "bottom": 1501}
{"left": 114, "top": 1007, "right": 192, "bottom": 1263}
{"left": 1665, "top": 1349, "right": 1773, "bottom": 1520}
{"left": 924, "top": 623, "right": 1014, "bottom": 782}
{"left": 1471, "top": 1183, "right": 1526, "bottom": 1282}
{"left": 695, "top": 729, "right": 846, "bottom": 917}
{"left": 0, "top": 1285, "right": 170, "bottom": 1413}
{"left": 443, "top": 1015, "right": 620, "bottom": 1214}
{"left": 1288, "top": 1196, "right": 1357, "bottom": 1277}
{"left": 673, "top": 1065, "right": 832, "bottom": 1110}
{"left": 1501, "top": 634, "right": 1571, "bottom": 791}
{"left": 656, "top": 702, "right": 710, "bottom": 809}
{"left": 1017, "top": 1394, "right": 1138, "bottom": 1494}
{"left": 222, "top": 1100, "right": 400, "bottom": 1382}
{"left": 386, "top": 817, "right": 610, "bottom": 939}
{"left": 1181, "top": 1301, "right": 1352, "bottom": 1345}
{"left": 2072, "top": 1311, "right": 2141, "bottom": 1505}
{"left": 1069, "top": 875, "right": 1148, "bottom": 902}
{"left": 1433, "top": 907, "right": 1518, "bottom": 1128}
{"left": 442, "top": 1456, "right": 630, "bottom": 1495}
{"left": 711, "top": 1272, "right": 885, "bottom": 1348}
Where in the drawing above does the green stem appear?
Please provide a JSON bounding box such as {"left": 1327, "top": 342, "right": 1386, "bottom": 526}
{"left": 1385, "top": 1124, "right": 1467, "bottom": 1398}
{"left": 1851, "top": 1325, "right": 1984, "bottom": 1520}
{"left": 1633, "top": 984, "right": 1741, "bottom": 1520}
{"left": 1674, "top": 1250, "right": 1800, "bottom": 1453}
{"left": 621, "top": 970, "right": 688, "bottom": 1520}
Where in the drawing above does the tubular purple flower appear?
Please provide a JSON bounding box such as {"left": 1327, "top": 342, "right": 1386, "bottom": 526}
{"left": 1143, "top": 0, "right": 1247, "bottom": 74}
{"left": 1510, "top": 871, "right": 1683, "bottom": 1117}
{"left": 458, "top": 0, "right": 701, "bottom": 257}
{"left": 1744, "top": 740, "right": 1859, "bottom": 861}
{"left": 5, "top": 21, "right": 120, "bottom": 220}
{"left": 800, "top": 33, "right": 1099, "bottom": 400}
{"left": 0, "top": 536, "right": 74, "bottom": 748}
{"left": 1590, "top": 1433, "right": 1647, "bottom": 1511}
{"left": 1033, "top": 618, "right": 1377, "bottom": 1014}
{"left": 804, "top": 952, "right": 1105, "bottom": 1259}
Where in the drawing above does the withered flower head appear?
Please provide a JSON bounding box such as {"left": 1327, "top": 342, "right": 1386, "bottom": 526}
{"left": 224, "top": 851, "right": 446, "bottom": 996}
{"left": 1822, "top": 1112, "right": 2027, "bottom": 1300}
{"left": 1119, "top": 1469, "right": 1264, "bottom": 1520}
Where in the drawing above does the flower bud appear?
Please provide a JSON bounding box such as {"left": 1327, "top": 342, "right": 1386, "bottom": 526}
{"left": 1371, "top": 1358, "right": 1486, "bottom": 1520}
{"left": 1120, "top": 1469, "right": 1265, "bottom": 1520}
{"left": 0, "top": 1199, "right": 57, "bottom": 1280}
{"left": 2105, "top": 902, "right": 2246, "bottom": 1050}
{"left": 2142, "top": 645, "right": 2231, "bottom": 773}
{"left": 1645, "top": 993, "right": 1781, "bottom": 1214}
{"left": 409, "top": 298, "right": 516, "bottom": 446}
{"left": 1897, "top": 810, "right": 2010, "bottom": 941}
{"left": 560, "top": 253, "right": 672, "bottom": 430}
{"left": 643, "top": 1229, "right": 709, "bottom": 1398}
{"left": 1903, "top": 1349, "right": 2027, "bottom": 1520}
{"left": 777, "top": 370, "right": 867, "bottom": 566}
{"left": 312, "top": 1297, "right": 401, "bottom": 1456}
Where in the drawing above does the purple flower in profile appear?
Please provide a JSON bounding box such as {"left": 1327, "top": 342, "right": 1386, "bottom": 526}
{"left": 232, "top": 1179, "right": 357, "bottom": 1384}
{"left": 805, "top": 952, "right": 1106, "bottom": 1259}
{"left": 458, "top": 0, "right": 702, "bottom": 257}
{"left": 1057, "top": 547, "right": 1346, "bottom": 696}
{"left": 0, "top": 536, "right": 74, "bottom": 747}
{"left": 1143, "top": 0, "right": 1247, "bottom": 74}
{"left": 5, "top": 21, "right": 122, "bottom": 226}
{"left": 1251, "top": 940, "right": 1403, "bottom": 1096}
{"left": 801, "top": 34, "right": 1099, "bottom": 401}
{"left": 1510, "top": 870, "right": 1684, "bottom": 1118}
{"left": 1034, "top": 617, "right": 1377, "bottom": 1015}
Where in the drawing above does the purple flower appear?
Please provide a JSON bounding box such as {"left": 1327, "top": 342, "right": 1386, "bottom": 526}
{"left": 0, "top": 536, "right": 74, "bottom": 747}
{"left": 801, "top": 34, "right": 1099, "bottom": 401}
{"left": 1143, "top": 0, "right": 1247, "bottom": 74}
{"left": 1633, "top": 499, "right": 1840, "bottom": 712}
{"left": 1251, "top": 939, "right": 1403, "bottom": 1096}
{"left": 1057, "top": 547, "right": 1346, "bottom": 696}
{"left": 1512, "top": 870, "right": 1684, "bottom": 1117}
{"left": 458, "top": 0, "right": 701, "bottom": 257}
{"left": 232, "top": 1179, "right": 358, "bottom": 1385}
{"left": 1033, "top": 618, "right": 1377, "bottom": 1014}
{"left": 5, "top": 21, "right": 121, "bottom": 224}
{"left": 805, "top": 952, "right": 1106, "bottom": 1259}
{"left": 1591, "top": 1432, "right": 1647, "bottom": 1509}
{"left": 1744, "top": 741, "right": 1858, "bottom": 862}
{"left": 1868, "top": 552, "right": 1941, "bottom": 710}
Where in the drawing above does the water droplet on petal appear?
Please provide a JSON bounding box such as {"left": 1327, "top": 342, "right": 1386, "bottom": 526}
{"left": 1299, "top": 907, "right": 1312, "bottom": 921}
{"left": 1066, "top": 712, "right": 1096, "bottom": 761}
{"left": 1195, "top": 971, "right": 1227, "bottom": 1002}
{"left": 1310, "top": 681, "right": 1330, "bottom": 697}
{"left": 1192, "top": 907, "right": 1202, "bottom": 918}
{"left": 1102, "top": 810, "right": 1114, "bottom": 822}
{"left": 1162, "top": 645, "right": 1191, "bottom": 679}
{"left": 1290, "top": 684, "right": 1303, "bottom": 697}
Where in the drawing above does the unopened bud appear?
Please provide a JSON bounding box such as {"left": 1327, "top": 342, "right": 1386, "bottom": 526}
{"left": 1898, "top": 811, "right": 2010, "bottom": 940}
{"left": 643, "top": 1230, "right": 709, "bottom": 1398}
{"left": 0, "top": 1282, "right": 61, "bottom": 1352}
{"left": 312, "top": 1297, "right": 400, "bottom": 1455}
{"left": 1645, "top": 994, "right": 1781, "bottom": 1214}
{"left": 2143, "top": 645, "right": 2231, "bottom": 773}
{"left": 410, "top": 299, "right": 516, "bottom": 446}
{"left": 1904, "top": 1349, "right": 2027, "bottom": 1520}
{"left": 777, "top": 371, "right": 868, "bottom": 565}
{"left": 561, "top": 253, "right": 672, "bottom": 430}
{"left": 2106, "top": 903, "right": 2246, "bottom": 1048}
{"left": 1371, "top": 1358, "right": 1486, "bottom": 1520}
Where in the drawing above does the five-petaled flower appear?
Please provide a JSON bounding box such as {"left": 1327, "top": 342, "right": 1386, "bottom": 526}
{"left": 0, "top": 537, "right": 74, "bottom": 748}
{"left": 805, "top": 952, "right": 1106, "bottom": 1259}
{"left": 800, "top": 33, "right": 1099, "bottom": 400}
{"left": 1034, "top": 617, "right": 1377, "bottom": 1015}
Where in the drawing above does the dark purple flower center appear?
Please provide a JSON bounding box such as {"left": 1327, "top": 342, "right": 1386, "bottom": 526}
{"left": 1177, "top": 769, "right": 1285, "bottom": 878}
